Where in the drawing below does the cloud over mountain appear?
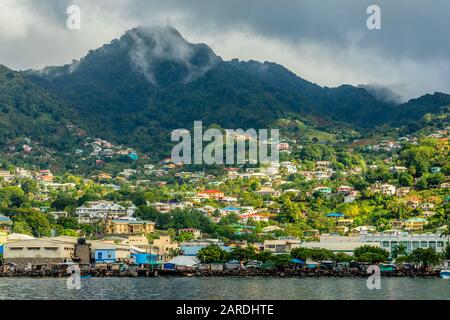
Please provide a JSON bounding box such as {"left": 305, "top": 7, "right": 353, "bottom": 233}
{"left": 1, "top": 0, "right": 449, "bottom": 101}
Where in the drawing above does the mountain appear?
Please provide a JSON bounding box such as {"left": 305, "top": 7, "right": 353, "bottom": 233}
{"left": 6, "top": 25, "right": 448, "bottom": 157}
{"left": 394, "top": 92, "right": 450, "bottom": 123}
{"left": 0, "top": 65, "right": 78, "bottom": 151}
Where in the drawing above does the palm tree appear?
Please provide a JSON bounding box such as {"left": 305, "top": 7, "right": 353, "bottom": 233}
{"left": 443, "top": 245, "right": 450, "bottom": 261}
{"left": 410, "top": 248, "right": 441, "bottom": 270}
{"left": 440, "top": 222, "right": 450, "bottom": 237}
{"left": 391, "top": 244, "right": 408, "bottom": 260}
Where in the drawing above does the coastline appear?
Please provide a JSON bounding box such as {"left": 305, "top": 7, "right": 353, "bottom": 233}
{"left": 0, "top": 269, "right": 442, "bottom": 278}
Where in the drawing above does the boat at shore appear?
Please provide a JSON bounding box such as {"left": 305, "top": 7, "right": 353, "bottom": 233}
{"left": 439, "top": 270, "right": 450, "bottom": 279}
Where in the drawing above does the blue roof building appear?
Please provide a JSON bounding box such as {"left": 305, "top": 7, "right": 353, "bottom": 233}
{"left": 222, "top": 206, "right": 242, "bottom": 212}
{"left": 128, "top": 152, "right": 139, "bottom": 161}
{"left": 0, "top": 215, "right": 12, "bottom": 223}
{"left": 326, "top": 212, "right": 344, "bottom": 218}
{"left": 0, "top": 216, "right": 12, "bottom": 232}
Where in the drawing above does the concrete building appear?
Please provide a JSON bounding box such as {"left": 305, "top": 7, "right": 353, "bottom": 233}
{"left": 106, "top": 218, "right": 155, "bottom": 235}
{"left": 151, "top": 235, "right": 179, "bottom": 261}
{"left": 197, "top": 190, "right": 225, "bottom": 200}
{"left": 128, "top": 234, "right": 149, "bottom": 247}
{"left": 404, "top": 218, "right": 428, "bottom": 231}
{"left": 76, "top": 201, "right": 128, "bottom": 223}
{"left": 3, "top": 239, "right": 74, "bottom": 267}
{"left": 180, "top": 239, "right": 232, "bottom": 256}
{"left": 263, "top": 238, "right": 301, "bottom": 254}
{"left": 361, "top": 232, "right": 449, "bottom": 255}
{"left": 178, "top": 228, "right": 202, "bottom": 239}
{"left": 300, "top": 235, "right": 379, "bottom": 256}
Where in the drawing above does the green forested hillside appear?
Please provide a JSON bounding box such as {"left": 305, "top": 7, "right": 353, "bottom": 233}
{"left": 0, "top": 26, "right": 447, "bottom": 163}
{"left": 0, "top": 65, "right": 78, "bottom": 151}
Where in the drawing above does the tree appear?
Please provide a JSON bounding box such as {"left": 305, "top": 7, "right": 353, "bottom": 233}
{"left": 176, "top": 232, "right": 194, "bottom": 243}
{"left": 391, "top": 244, "right": 407, "bottom": 260}
{"left": 59, "top": 229, "right": 79, "bottom": 237}
{"left": 309, "top": 248, "right": 335, "bottom": 262}
{"left": 20, "top": 179, "right": 38, "bottom": 194}
{"left": 354, "top": 245, "right": 389, "bottom": 263}
{"left": 279, "top": 197, "right": 303, "bottom": 223}
{"left": 440, "top": 222, "right": 450, "bottom": 237}
{"left": 269, "top": 254, "right": 292, "bottom": 268}
{"left": 410, "top": 248, "right": 441, "bottom": 269}
{"left": 132, "top": 191, "right": 147, "bottom": 207}
{"left": 254, "top": 251, "right": 273, "bottom": 262}
{"left": 0, "top": 186, "right": 26, "bottom": 208}
{"left": 394, "top": 255, "right": 411, "bottom": 264}
{"left": 290, "top": 247, "right": 311, "bottom": 261}
{"left": 51, "top": 194, "right": 77, "bottom": 211}
{"left": 229, "top": 246, "right": 257, "bottom": 262}
{"left": 57, "top": 216, "right": 79, "bottom": 229}
{"left": 11, "top": 220, "right": 33, "bottom": 235}
{"left": 334, "top": 252, "right": 353, "bottom": 263}
{"left": 12, "top": 209, "right": 52, "bottom": 237}
{"left": 443, "top": 245, "right": 450, "bottom": 260}
{"left": 427, "top": 172, "right": 445, "bottom": 187}
{"left": 168, "top": 247, "right": 182, "bottom": 258}
{"left": 398, "top": 173, "right": 414, "bottom": 187}
{"left": 357, "top": 252, "right": 386, "bottom": 263}
{"left": 197, "top": 244, "right": 229, "bottom": 263}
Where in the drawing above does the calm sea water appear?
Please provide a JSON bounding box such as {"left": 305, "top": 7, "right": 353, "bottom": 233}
{"left": 0, "top": 277, "right": 448, "bottom": 300}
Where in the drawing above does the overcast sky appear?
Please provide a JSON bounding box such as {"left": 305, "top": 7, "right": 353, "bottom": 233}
{"left": 1, "top": 0, "right": 449, "bottom": 101}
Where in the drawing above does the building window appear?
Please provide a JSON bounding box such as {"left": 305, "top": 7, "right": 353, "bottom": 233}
{"left": 437, "top": 242, "right": 444, "bottom": 248}
{"left": 382, "top": 241, "right": 389, "bottom": 248}
{"left": 429, "top": 242, "right": 436, "bottom": 250}
{"left": 421, "top": 241, "right": 427, "bottom": 248}
{"left": 412, "top": 241, "right": 419, "bottom": 249}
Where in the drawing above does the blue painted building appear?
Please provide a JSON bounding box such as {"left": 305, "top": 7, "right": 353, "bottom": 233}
{"left": 94, "top": 249, "right": 116, "bottom": 264}
{"left": 131, "top": 253, "right": 158, "bottom": 265}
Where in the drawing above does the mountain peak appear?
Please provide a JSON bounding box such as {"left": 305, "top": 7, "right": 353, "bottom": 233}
{"left": 125, "top": 25, "right": 185, "bottom": 41}
{"left": 30, "top": 26, "right": 220, "bottom": 87}
{"left": 119, "top": 25, "right": 220, "bottom": 85}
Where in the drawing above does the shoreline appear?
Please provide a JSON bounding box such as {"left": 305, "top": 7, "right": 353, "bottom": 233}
{"left": 0, "top": 269, "right": 442, "bottom": 279}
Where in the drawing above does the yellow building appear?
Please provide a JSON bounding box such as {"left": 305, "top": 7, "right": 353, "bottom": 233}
{"left": 128, "top": 234, "right": 149, "bottom": 247}
{"left": 0, "top": 231, "right": 7, "bottom": 245}
{"left": 151, "top": 235, "right": 179, "bottom": 260}
{"left": 337, "top": 219, "right": 354, "bottom": 227}
{"left": 107, "top": 218, "right": 155, "bottom": 235}
{"left": 404, "top": 218, "right": 428, "bottom": 231}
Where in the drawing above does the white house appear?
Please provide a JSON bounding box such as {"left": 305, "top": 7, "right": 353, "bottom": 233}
{"left": 76, "top": 201, "right": 128, "bottom": 224}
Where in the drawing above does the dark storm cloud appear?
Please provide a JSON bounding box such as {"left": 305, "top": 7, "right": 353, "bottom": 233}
{"left": 0, "top": 0, "right": 449, "bottom": 100}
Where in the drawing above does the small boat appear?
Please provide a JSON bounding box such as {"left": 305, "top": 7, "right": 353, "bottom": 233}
{"left": 81, "top": 275, "right": 92, "bottom": 279}
{"left": 440, "top": 270, "right": 450, "bottom": 279}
